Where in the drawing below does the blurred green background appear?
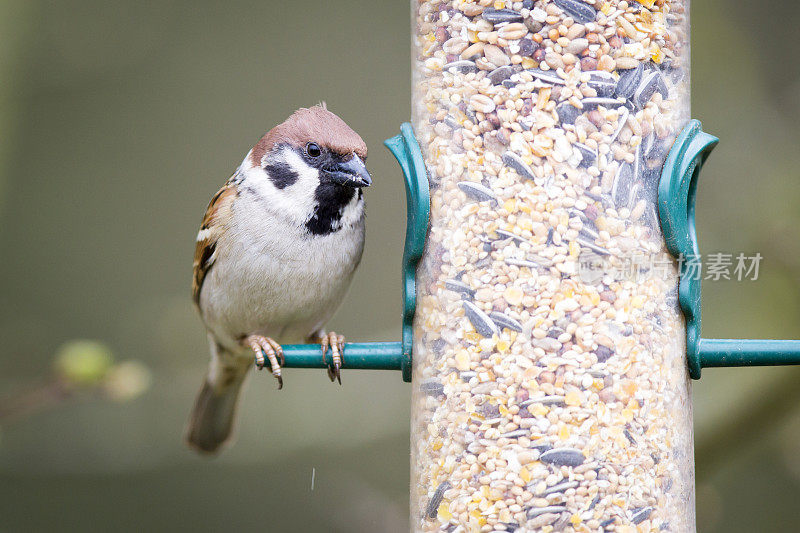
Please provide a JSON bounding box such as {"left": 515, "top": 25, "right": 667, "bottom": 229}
{"left": 0, "top": 1, "right": 798, "bottom": 531}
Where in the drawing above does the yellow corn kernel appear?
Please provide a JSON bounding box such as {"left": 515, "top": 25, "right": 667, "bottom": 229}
{"left": 565, "top": 389, "right": 583, "bottom": 406}
{"left": 438, "top": 502, "right": 453, "bottom": 521}
{"left": 530, "top": 404, "right": 549, "bottom": 417}
{"left": 651, "top": 45, "right": 664, "bottom": 64}
{"left": 589, "top": 291, "right": 601, "bottom": 306}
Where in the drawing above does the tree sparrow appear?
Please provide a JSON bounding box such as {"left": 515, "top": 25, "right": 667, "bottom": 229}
{"left": 186, "top": 104, "right": 371, "bottom": 453}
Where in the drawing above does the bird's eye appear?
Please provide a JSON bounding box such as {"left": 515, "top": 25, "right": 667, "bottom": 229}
{"left": 306, "top": 142, "right": 321, "bottom": 158}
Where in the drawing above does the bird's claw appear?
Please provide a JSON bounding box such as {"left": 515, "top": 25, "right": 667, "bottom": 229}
{"left": 254, "top": 351, "right": 266, "bottom": 370}
{"left": 245, "top": 335, "right": 284, "bottom": 389}
{"left": 320, "top": 331, "right": 345, "bottom": 385}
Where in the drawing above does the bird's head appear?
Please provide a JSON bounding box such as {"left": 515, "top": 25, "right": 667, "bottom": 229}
{"left": 247, "top": 104, "right": 370, "bottom": 188}
{"left": 240, "top": 104, "right": 371, "bottom": 232}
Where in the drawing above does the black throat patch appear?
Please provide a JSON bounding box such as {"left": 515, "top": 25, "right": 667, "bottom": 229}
{"left": 305, "top": 183, "right": 357, "bottom": 236}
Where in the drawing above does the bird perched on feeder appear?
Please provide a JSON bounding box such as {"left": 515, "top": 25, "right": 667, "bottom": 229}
{"left": 186, "top": 104, "right": 371, "bottom": 453}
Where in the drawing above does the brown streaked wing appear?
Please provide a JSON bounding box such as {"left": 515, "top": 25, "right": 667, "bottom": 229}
{"left": 192, "top": 183, "right": 237, "bottom": 305}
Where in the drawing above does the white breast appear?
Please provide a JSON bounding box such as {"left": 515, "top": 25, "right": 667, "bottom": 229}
{"left": 199, "top": 162, "right": 365, "bottom": 351}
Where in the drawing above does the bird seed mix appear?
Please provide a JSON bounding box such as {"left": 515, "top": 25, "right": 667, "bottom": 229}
{"left": 410, "top": 0, "right": 693, "bottom": 531}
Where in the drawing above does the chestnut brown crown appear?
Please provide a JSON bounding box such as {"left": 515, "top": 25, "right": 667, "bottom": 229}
{"left": 250, "top": 104, "right": 367, "bottom": 166}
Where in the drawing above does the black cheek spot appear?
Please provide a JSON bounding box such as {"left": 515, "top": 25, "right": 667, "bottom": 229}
{"left": 264, "top": 161, "right": 299, "bottom": 189}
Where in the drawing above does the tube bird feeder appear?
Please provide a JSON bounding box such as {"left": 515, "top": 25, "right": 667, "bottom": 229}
{"left": 261, "top": 1, "right": 800, "bottom": 530}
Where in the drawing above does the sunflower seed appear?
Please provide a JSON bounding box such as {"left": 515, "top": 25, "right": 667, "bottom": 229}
{"left": 611, "top": 162, "right": 633, "bottom": 206}
{"left": 457, "top": 181, "right": 497, "bottom": 204}
{"left": 488, "top": 65, "right": 515, "bottom": 85}
{"left": 526, "top": 68, "right": 566, "bottom": 85}
{"left": 495, "top": 229, "right": 527, "bottom": 244}
{"left": 463, "top": 301, "right": 500, "bottom": 337}
{"left": 420, "top": 379, "right": 445, "bottom": 397}
{"left": 481, "top": 7, "right": 523, "bottom": 23}
{"left": 530, "top": 442, "right": 553, "bottom": 453}
{"left": 521, "top": 395, "right": 566, "bottom": 407}
{"left": 587, "top": 71, "right": 616, "bottom": 97}
{"left": 527, "top": 505, "right": 568, "bottom": 519}
{"left": 502, "top": 151, "right": 538, "bottom": 182}
{"left": 541, "top": 480, "right": 580, "bottom": 496}
{"left": 505, "top": 258, "right": 541, "bottom": 269}
{"left": 581, "top": 97, "right": 626, "bottom": 109}
{"left": 574, "top": 142, "right": 596, "bottom": 168}
{"left": 556, "top": 103, "right": 581, "bottom": 125}
{"left": 500, "top": 429, "right": 529, "bottom": 439}
{"left": 577, "top": 224, "right": 599, "bottom": 241}
{"left": 540, "top": 448, "right": 586, "bottom": 467}
{"left": 609, "top": 106, "right": 629, "bottom": 144}
{"left": 425, "top": 481, "right": 452, "bottom": 519}
{"left": 445, "top": 279, "right": 475, "bottom": 298}
{"left": 633, "top": 70, "right": 660, "bottom": 109}
{"left": 444, "top": 60, "right": 477, "bottom": 74}
{"left": 553, "top": 0, "right": 597, "bottom": 24}
{"left": 631, "top": 506, "right": 654, "bottom": 525}
{"left": 489, "top": 311, "right": 523, "bottom": 332}
{"left": 615, "top": 63, "right": 644, "bottom": 99}
{"left": 578, "top": 238, "right": 610, "bottom": 257}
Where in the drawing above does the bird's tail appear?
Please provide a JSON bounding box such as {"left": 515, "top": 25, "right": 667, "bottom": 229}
{"left": 185, "top": 345, "right": 250, "bottom": 454}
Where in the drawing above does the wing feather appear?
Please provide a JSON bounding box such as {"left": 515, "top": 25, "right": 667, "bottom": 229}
{"left": 192, "top": 183, "right": 238, "bottom": 305}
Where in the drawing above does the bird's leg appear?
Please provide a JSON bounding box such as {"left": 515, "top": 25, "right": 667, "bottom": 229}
{"left": 311, "top": 331, "right": 346, "bottom": 384}
{"left": 244, "top": 335, "right": 284, "bottom": 389}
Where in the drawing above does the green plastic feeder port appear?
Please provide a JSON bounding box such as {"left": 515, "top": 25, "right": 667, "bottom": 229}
{"left": 658, "top": 119, "right": 800, "bottom": 379}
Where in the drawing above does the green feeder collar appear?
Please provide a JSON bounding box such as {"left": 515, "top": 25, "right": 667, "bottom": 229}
{"left": 262, "top": 123, "right": 429, "bottom": 383}
{"left": 658, "top": 119, "right": 800, "bottom": 379}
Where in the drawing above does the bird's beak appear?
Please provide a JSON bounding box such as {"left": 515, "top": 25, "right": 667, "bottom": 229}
{"left": 323, "top": 154, "right": 372, "bottom": 188}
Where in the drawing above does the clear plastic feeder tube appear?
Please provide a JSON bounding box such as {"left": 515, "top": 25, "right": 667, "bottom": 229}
{"left": 410, "top": 1, "right": 692, "bottom": 531}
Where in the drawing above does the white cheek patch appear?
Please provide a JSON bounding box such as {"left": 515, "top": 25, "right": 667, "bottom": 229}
{"left": 236, "top": 146, "right": 320, "bottom": 227}
{"left": 274, "top": 148, "right": 320, "bottom": 220}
